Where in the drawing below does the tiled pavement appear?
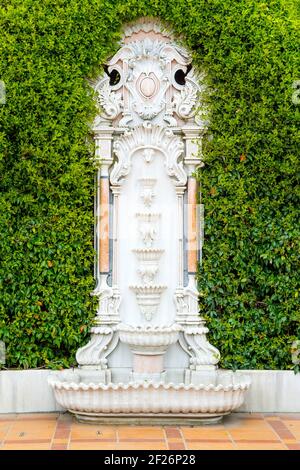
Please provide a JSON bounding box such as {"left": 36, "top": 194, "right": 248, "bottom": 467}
{"left": 0, "top": 413, "right": 300, "bottom": 450}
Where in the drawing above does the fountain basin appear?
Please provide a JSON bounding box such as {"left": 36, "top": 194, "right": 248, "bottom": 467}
{"left": 117, "top": 323, "right": 181, "bottom": 355}
{"left": 48, "top": 369, "right": 251, "bottom": 423}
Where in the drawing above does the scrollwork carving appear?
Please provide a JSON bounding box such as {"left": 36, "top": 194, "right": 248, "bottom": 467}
{"left": 96, "top": 81, "right": 123, "bottom": 120}
{"left": 76, "top": 326, "right": 119, "bottom": 369}
{"left": 110, "top": 123, "right": 187, "bottom": 186}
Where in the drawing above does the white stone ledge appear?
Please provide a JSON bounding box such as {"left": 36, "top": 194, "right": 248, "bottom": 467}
{"left": 0, "top": 369, "right": 299, "bottom": 414}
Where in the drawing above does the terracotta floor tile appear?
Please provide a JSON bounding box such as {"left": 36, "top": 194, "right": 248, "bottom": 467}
{"left": 181, "top": 427, "right": 230, "bottom": 440}
{"left": 0, "top": 420, "right": 15, "bottom": 429}
{"left": 52, "top": 438, "right": 69, "bottom": 445}
{"left": 284, "top": 422, "right": 300, "bottom": 440}
{"left": 168, "top": 442, "right": 186, "bottom": 450}
{"left": 229, "top": 430, "right": 279, "bottom": 441}
{"left": 0, "top": 414, "right": 17, "bottom": 421}
{"left": 280, "top": 414, "right": 300, "bottom": 421}
{"left": 15, "top": 413, "right": 59, "bottom": 421}
{"left": 0, "top": 423, "right": 11, "bottom": 440}
{"left": 235, "top": 442, "right": 287, "bottom": 450}
{"left": 71, "top": 424, "right": 116, "bottom": 440}
{"left": 54, "top": 430, "right": 70, "bottom": 439}
{"left": 2, "top": 443, "right": 51, "bottom": 450}
{"left": 267, "top": 420, "right": 295, "bottom": 440}
{"left": 5, "top": 421, "right": 56, "bottom": 440}
{"left": 264, "top": 415, "right": 282, "bottom": 421}
{"left": 69, "top": 442, "right": 119, "bottom": 450}
{"left": 1, "top": 412, "right": 299, "bottom": 451}
{"left": 117, "top": 442, "right": 168, "bottom": 450}
{"left": 69, "top": 441, "right": 167, "bottom": 450}
{"left": 118, "top": 426, "right": 165, "bottom": 440}
{"left": 225, "top": 419, "right": 271, "bottom": 430}
{"left": 187, "top": 442, "right": 235, "bottom": 450}
{"left": 286, "top": 444, "right": 300, "bottom": 450}
{"left": 167, "top": 437, "right": 185, "bottom": 443}
{"left": 165, "top": 427, "right": 182, "bottom": 438}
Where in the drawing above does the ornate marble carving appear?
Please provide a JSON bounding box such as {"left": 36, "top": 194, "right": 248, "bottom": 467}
{"left": 76, "top": 326, "right": 118, "bottom": 369}
{"left": 139, "top": 178, "right": 156, "bottom": 207}
{"left": 117, "top": 323, "right": 181, "bottom": 355}
{"left": 174, "top": 286, "right": 199, "bottom": 319}
{"left": 175, "top": 278, "right": 221, "bottom": 369}
{"left": 136, "top": 212, "right": 160, "bottom": 248}
{"left": 49, "top": 369, "right": 251, "bottom": 419}
{"left": 179, "top": 327, "right": 221, "bottom": 370}
{"left": 49, "top": 19, "right": 250, "bottom": 421}
{"left": 92, "top": 285, "right": 121, "bottom": 323}
{"left": 75, "top": 284, "right": 121, "bottom": 369}
{"left": 92, "top": 24, "right": 203, "bottom": 128}
{"left": 96, "top": 80, "right": 123, "bottom": 120}
{"left": 130, "top": 285, "right": 167, "bottom": 322}
{"left": 133, "top": 248, "right": 163, "bottom": 285}
{"left": 123, "top": 18, "right": 173, "bottom": 41}
{"left": 110, "top": 123, "right": 186, "bottom": 187}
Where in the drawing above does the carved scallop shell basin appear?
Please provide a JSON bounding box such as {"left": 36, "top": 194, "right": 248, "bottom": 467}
{"left": 48, "top": 369, "right": 251, "bottom": 423}
{"left": 117, "top": 323, "right": 181, "bottom": 355}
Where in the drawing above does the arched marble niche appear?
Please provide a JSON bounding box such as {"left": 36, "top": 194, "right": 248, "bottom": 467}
{"left": 49, "top": 19, "right": 250, "bottom": 423}
{"left": 76, "top": 17, "right": 220, "bottom": 379}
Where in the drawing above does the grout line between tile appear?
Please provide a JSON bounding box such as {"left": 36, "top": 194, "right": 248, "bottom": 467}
{"left": 264, "top": 415, "right": 289, "bottom": 450}
{"left": 162, "top": 427, "right": 169, "bottom": 450}
{"left": 66, "top": 414, "right": 73, "bottom": 450}
{"left": 226, "top": 428, "right": 238, "bottom": 449}
{"left": 1, "top": 415, "right": 17, "bottom": 449}
{"left": 178, "top": 427, "right": 187, "bottom": 450}
{"left": 50, "top": 413, "right": 59, "bottom": 450}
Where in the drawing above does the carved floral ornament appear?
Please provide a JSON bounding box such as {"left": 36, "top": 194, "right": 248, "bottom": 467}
{"left": 92, "top": 27, "right": 206, "bottom": 128}
{"left": 110, "top": 122, "right": 187, "bottom": 186}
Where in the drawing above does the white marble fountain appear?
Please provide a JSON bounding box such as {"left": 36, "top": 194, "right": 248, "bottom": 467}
{"left": 49, "top": 18, "right": 250, "bottom": 423}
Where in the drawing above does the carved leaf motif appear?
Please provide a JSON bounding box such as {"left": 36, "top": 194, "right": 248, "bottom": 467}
{"left": 97, "top": 82, "right": 123, "bottom": 119}
{"left": 173, "top": 82, "right": 198, "bottom": 119}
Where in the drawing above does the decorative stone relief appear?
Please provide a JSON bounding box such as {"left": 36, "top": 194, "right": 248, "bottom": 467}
{"left": 130, "top": 285, "right": 167, "bottom": 322}
{"left": 96, "top": 80, "right": 123, "bottom": 121}
{"left": 110, "top": 123, "right": 187, "bottom": 187}
{"left": 137, "top": 212, "right": 160, "bottom": 248}
{"left": 93, "top": 285, "right": 121, "bottom": 323}
{"left": 139, "top": 178, "right": 156, "bottom": 207}
{"left": 179, "top": 325, "right": 221, "bottom": 370}
{"left": 49, "top": 18, "right": 250, "bottom": 421}
{"left": 92, "top": 20, "right": 205, "bottom": 129}
{"left": 133, "top": 248, "right": 163, "bottom": 285}
{"left": 76, "top": 326, "right": 119, "bottom": 370}
{"left": 75, "top": 285, "right": 121, "bottom": 369}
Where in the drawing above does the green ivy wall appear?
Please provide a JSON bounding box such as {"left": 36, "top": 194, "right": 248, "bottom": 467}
{"left": 0, "top": 0, "right": 299, "bottom": 369}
